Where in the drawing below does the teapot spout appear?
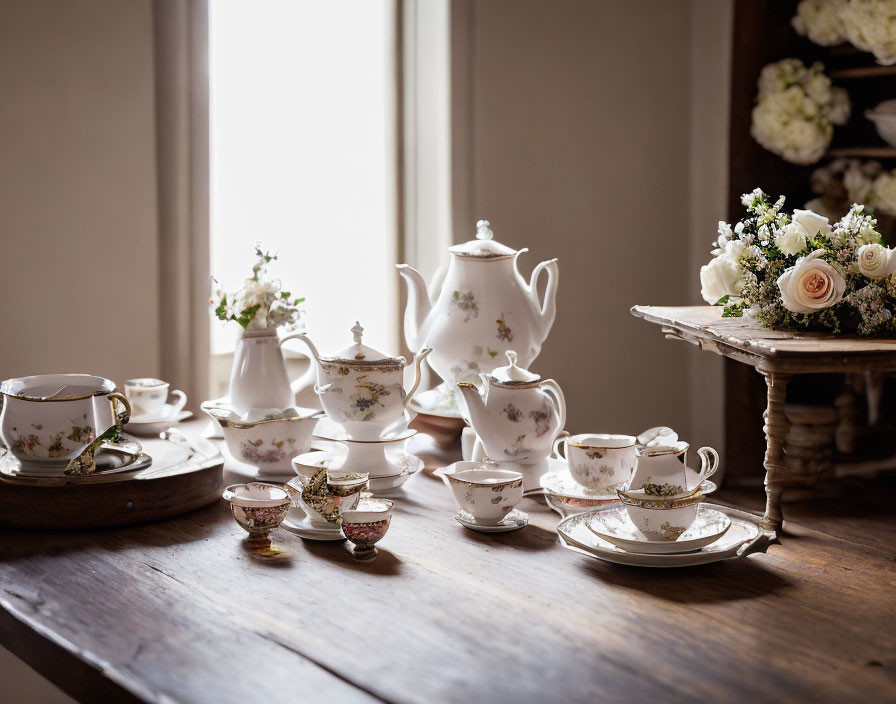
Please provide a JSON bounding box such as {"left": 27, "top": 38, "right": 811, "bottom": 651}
{"left": 456, "top": 379, "right": 488, "bottom": 428}
{"left": 396, "top": 264, "right": 433, "bottom": 351}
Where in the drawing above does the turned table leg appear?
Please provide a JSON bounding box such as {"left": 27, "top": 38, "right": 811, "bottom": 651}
{"left": 759, "top": 371, "right": 791, "bottom": 532}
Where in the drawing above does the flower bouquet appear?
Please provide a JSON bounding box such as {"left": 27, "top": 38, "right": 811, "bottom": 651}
{"left": 807, "top": 159, "right": 896, "bottom": 220}
{"left": 750, "top": 59, "right": 850, "bottom": 165}
{"left": 701, "top": 188, "right": 896, "bottom": 335}
{"left": 210, "top": 245, "right": 304, "bottom": 331}
{"left": 793, "top": 0, "right": 896, "bottom": 66}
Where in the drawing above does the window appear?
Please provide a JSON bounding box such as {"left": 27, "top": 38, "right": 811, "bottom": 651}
{"left": 209, "top": 0, "right": 398, "bottom": 361}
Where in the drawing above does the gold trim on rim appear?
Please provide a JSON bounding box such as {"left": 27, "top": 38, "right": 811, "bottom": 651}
{"left": 0, "top": 374, "right": 116, "bottom": 402}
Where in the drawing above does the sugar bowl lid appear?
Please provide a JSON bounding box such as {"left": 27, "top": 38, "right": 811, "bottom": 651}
{"left": 448, "top": 220, "right": 520, "bottom": 259}
{"left": 486, "top": 350, "right": 540, "bottom": 386}
{"left": 325, "top": 322, "right": 405, "bottom": 366}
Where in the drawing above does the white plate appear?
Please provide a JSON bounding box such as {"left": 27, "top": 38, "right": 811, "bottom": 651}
{"left": 125, "top": 410, "right": 193, "bottom": 437}
{"left": 587, "top": 505, "right": 731, "bottom": 554}
{"left": 455, "top": 508, "right": 528, "bottom": 532}
{"left": 557, "top": 503, "right": 763, "bottom": 568}
{"left": 280, "top": 507, "right": 344, "bottom": 541}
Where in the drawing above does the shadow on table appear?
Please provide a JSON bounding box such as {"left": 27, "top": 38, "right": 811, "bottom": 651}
{"left": 301, "top": 540, "right": 404, "bottom": 576}
{"left": 578, "top": 556, "right": 793, "bottom": 603}
{"left": 457, "top": 522, "right": 558, "bottom": 552}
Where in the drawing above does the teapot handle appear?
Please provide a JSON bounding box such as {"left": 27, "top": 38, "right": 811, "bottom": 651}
{"left": 403, "top": 347, "right": 433, "bottom": 408}
{"left": 528, "top": 259, "right": 559, "bottom": 340}
{"left": 541, "top": 379, "right": 566, "bottom": 448}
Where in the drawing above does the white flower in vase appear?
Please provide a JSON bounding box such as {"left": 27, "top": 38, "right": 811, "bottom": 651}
{"left": 775, "top": 222, "right": 810, "bottom": 256}
{"left": 857, "top": 243, "right": 896, "bottom": 278}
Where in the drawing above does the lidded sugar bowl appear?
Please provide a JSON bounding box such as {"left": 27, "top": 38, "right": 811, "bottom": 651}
{"left": 457, "top": 350, "right": 566, "bottom": 465}
{"left": 397, "top": 220, "right": 559, "bottom": 388}
{"left": 290, "top": 322, "right": 431, "bottom": 440}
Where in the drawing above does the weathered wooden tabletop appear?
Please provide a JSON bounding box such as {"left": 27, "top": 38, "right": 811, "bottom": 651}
{"left": 631, "top": 305, "right": 896, "bottom": 374}
{"left": 0, "top": 423, "right": 894, "bottom": 704}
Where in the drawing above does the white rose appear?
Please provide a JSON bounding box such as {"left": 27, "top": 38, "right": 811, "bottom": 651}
{"left": 701, "top": 256, "right": 745, "bottom": 305}
{"left": 777, "top": 250, "right": 846, "bottom": 313}
{"left": 792, "top": 209, "right": 832, "bottom": 237}
{"left": 722, "top": 239, "right": 747, "bottom": 262}
{"left": 857, "top": 243, "right": 896, "bottom": 278}
{"left": 775, "top": 222, "right": 809, "bottom": 256}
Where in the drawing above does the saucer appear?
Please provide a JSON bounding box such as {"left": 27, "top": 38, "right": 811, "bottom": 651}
{"left": 455, "top": 508, "right": 528, "bottom": 533}
{"left": 126, "top": 410, "right": 193, "bottom": 437}
{"left": 539, "top": 462, "right": 717, "bottom": 516}
{"left": 280, "top": 507, "right": 345, "bottom": 541}
{"left": 2, "top": 445, "right": 152, "bottom": 478}
{"left": 407, "top": 384, "right": 464, "bottom": 419}
{"left": 586, "top": 505, "right": 731, "bottom": 554}
{"left": 295, "top": 448, "right": 422, "bottom": 481}
{"left": 557, "top": 504, "right": 763, "bottom": 568}
{"left": 368, "top": 456, "right": 423, "bottom": 493}
{"left": 314, "top": 421, "right": 416, "bottom": 444}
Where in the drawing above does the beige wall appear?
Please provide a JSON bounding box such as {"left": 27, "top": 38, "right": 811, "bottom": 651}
{"left": 0, "top": 0, "right": 159, "bottom": 386}
{"left": 452, "top": 0, "right": 731, "bottom": 444}
{"left": 0, "top": 1, "right": 156, "bottom": 700}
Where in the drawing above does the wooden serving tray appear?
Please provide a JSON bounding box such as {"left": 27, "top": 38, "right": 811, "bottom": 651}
{"left": 0, "top": 440, "right": 224, "bottom": 530}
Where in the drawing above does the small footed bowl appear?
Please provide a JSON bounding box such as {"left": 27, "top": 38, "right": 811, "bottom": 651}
{"left": 223, "top": 482, "right": 291, "bottom": 538}
{"left": 341, "top": 497, "right": 393, "bottom": 560}
{"left": 617, "top": 491, "right": 703, "bottom": 541}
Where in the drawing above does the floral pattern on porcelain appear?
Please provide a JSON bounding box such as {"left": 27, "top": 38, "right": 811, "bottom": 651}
{"left": 642, "top": 479, "right": 686, "bottom": 497}
{"left": 562, "top": 434, "right": 637, "bottom": 492}
{"left": 342, "top": 518, "right": 390, "bottom": 546}
{"left": 230, "top": 503, "right": 290, "bottom": 536}
{"left": 240, "top": 437, "right": 297, "bottom": 464}
{"left": 496, "top": 313, "right": 513, "bottom": 342}
{"left": 449, "top": 290, "right": 479, "bottom": 321}
{"left": 7, "top": 420, "right": 96, "bottom": 460}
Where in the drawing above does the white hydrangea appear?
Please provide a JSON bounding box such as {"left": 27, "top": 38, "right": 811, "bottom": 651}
{"left": 792, "top": 0, "right": 849, "bottom": 46}
{"left": 868, "top": 170, "right": 896, "bottom": 215}
{"left": 751, "top": 60, "right": 850, "bottom": 165}
{"left": 840, "top": 0, "right": 896, "bottom": 66}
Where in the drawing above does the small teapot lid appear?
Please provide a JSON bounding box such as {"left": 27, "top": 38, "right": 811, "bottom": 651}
{"left": 329, "top": 322, "right": 402, "bottom": 365}
{"left": 637, "top": 440, "right": 689, "bottom": 457}
{"left": 487, "top": 351, "right": 540, "bottom": 385}
{"left": 448, "top": 220, "right": 519, "bottom": 260}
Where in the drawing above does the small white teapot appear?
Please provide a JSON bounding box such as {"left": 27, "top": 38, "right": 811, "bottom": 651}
{"left": 289, "top": 322, "right": 431, "bottom": 440}
{"left": 626, "top": 440, "right": 719, "bottom": 497}
{"left": 456, "top": 351, "right": 565, "bottom": 466}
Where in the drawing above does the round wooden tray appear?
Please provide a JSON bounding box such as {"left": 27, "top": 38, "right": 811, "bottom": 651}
{"left": 0, "top": 441, "right": 224, "bottom": 530}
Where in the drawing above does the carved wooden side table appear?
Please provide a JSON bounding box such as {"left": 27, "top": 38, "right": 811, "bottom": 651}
{"left": 631, "top": 305, "right": 896, "bottom": 530}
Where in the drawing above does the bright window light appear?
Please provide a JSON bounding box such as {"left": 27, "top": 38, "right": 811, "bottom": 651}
{"left": 209, "top": 0, "right": 397, "bottom": 358}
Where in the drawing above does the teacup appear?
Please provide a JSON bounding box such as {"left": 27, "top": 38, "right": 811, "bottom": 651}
{"left": 0, "top": 374, "right": 131, "bottom": 467}
{"left": 617, "top": 490, "right": 704, "bottom": 541}
{"left": 441, "top": 464, "right": 524, "bottom": 525}
{"left": 341, "top": 497, "right": 394, "bottom": 560}
{"left": 223, "top": 482, "right": 291, "bottom": 539}
{"left": 285, "top": 469, "right": 368, "bottom": 528}
{"left": 556, "top": 434, "right": 637, "bottom": 491}
{"left": 125, "top": 378, "right": 187, "bottom": 419}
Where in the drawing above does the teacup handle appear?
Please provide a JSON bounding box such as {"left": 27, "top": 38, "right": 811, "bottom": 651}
{"left": 552, "top": 430, "right": 570, "bottom": 460}
{"left": 167, "top": 389, "right": 187, "bottom": 415}
{"left": 695, "top": 446, "right": 720, "bottom": 484}
{"left": 108, "top": 392, "right": 131, "bottom": 427}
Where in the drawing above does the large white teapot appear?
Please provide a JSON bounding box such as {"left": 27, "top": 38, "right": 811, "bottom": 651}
{"left": 397, "top": 220, "right": 558, "bottom": 388}
{"left": 456, "top": 351, "right": 565, "bottom": 466}
{"left": 288, "top": 322, "right": 431, "bottom": 440}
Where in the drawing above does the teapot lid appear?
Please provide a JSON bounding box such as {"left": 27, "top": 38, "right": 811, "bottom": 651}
{"left": 325, "top": 322, "right": 405, "bottom": 367}
{"left": 637, "top": 440, "right": 689, "bottom": 457}
{"left": 448, "top": 220, "right": 519, "bottom": 260}
{"left": 487, "top": 351, "right": 541, "bottom": 386}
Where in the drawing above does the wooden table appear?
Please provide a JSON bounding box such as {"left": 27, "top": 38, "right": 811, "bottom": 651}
{"left": 632, "top": 305, "right": 896, "bottom": 530}
{"left": 1, "top": 422, "right": 895, "bottom": 703}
